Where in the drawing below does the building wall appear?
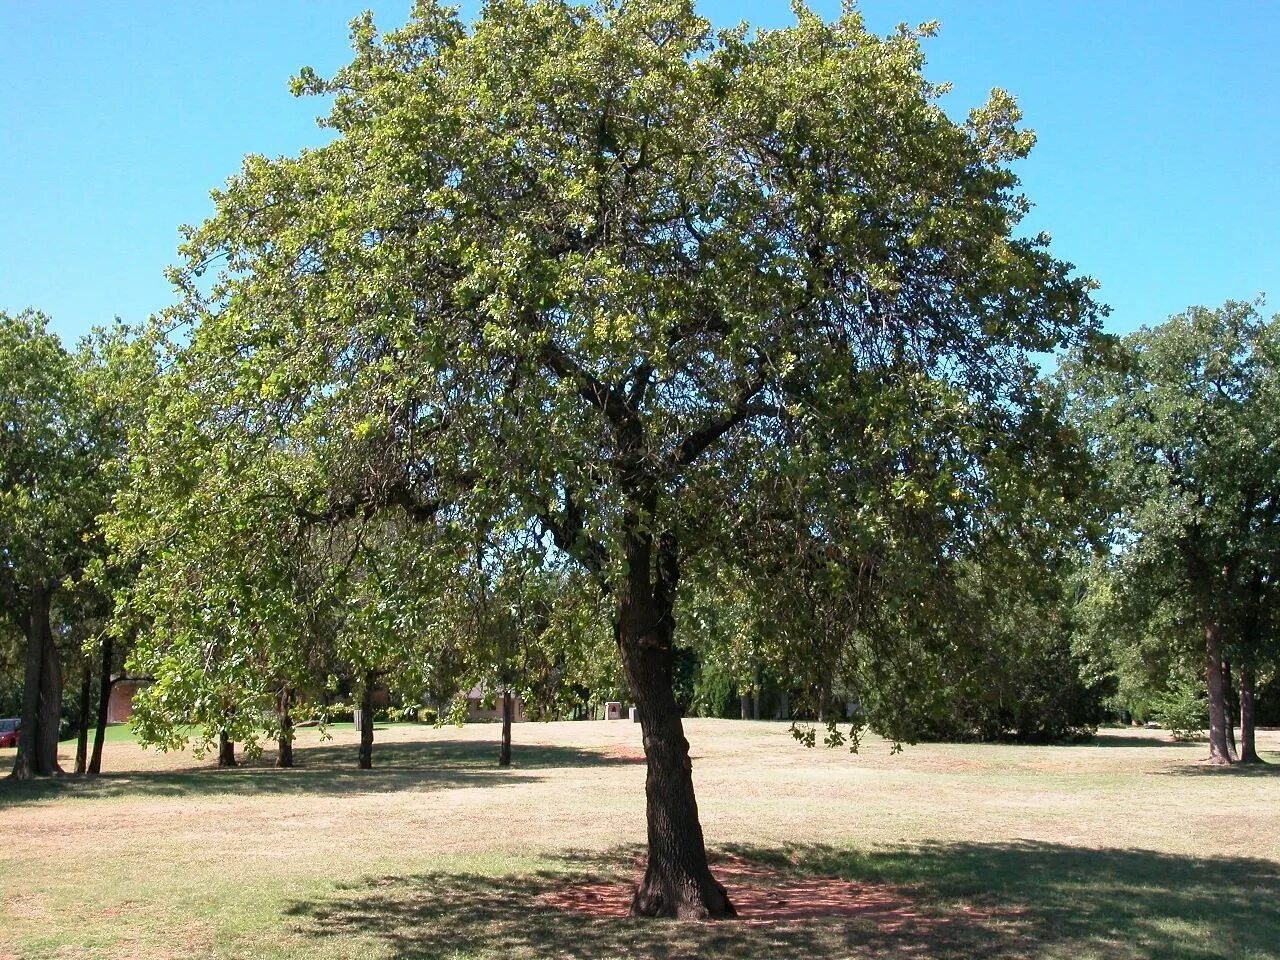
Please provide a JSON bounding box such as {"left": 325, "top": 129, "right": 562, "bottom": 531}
{"left": 465, "top": 695, "right": 526, "bottom": 722}
{"left": 106, "top": 680, "right": 150, "bottom": 724}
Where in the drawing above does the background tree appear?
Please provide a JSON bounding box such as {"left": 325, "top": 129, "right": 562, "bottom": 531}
{"left": 1074, "top": 554, "right": 1206, "bottom": 732}
{"left": 119, "top": 0, "right": 1102, "bottom": 917}
{"left": 456, "top": 531, "right": 615, "bottom": 764}
{"left": 1063, "top": 301, "right": 1280, "bottom": 763}
{"left": 882, "top": 558, "right": 1106, "bottom": 744}
{"left": 1, "top": 311, "right": 137, "bottom": 779}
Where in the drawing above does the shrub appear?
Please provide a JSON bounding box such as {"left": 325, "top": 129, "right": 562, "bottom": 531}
{"left": 1152, "top": 680, "right": 1208, "bottom": 741}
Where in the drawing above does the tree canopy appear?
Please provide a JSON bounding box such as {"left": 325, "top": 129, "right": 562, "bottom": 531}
{"left": 111, "top": 0, "right": 1104, "bottom": 917}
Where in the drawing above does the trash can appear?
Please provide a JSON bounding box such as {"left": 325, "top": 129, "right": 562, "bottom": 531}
{"left": 629, "top": 707, "right": 640, "bottom": 723}
{"left": 605, "top": 701, "right": 623, "bottom": 720}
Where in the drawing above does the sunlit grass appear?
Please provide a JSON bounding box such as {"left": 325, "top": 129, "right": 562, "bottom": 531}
{"left": 3, "top": 720, "right": 1278, "bottom": 958}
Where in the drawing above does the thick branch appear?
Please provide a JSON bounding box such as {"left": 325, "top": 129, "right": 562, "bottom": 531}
{"left": 540, "top": 487, "right": 609, "bottom": 578}
{"left": 298, "top": 481, "right": 445, "bottom": 527}
{"left": 668, "top": 378, "right": 775, "bottom": 469}
{"left": 540, "top": 340, "right": 634, "bottom": 433}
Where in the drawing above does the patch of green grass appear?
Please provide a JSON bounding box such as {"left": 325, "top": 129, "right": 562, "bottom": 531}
{"left": 3, "top": 721, "right": 1278, "bottom": 959}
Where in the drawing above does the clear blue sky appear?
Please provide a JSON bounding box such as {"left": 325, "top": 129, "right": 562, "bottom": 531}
{"left": 2, "top": 1, "right": 1277, "bottom": 345}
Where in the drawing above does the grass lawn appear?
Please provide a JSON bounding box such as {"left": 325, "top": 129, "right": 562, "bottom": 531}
{"left": 2, "top": 720, "right": 1279, "bottom": 959}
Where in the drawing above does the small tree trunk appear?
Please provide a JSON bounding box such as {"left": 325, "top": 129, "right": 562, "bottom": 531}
{"left": 1223, "top": 660, "right": 1239, "bottom": 761}
{"left": 618, "top": 532, "right": 733, "bottom": 920}
{"left": 1239, "top": 664, "right": 1261, "bottom": 764}
{"left": 88, "top": 634, "right": 114, "bottom": 775}
{"left": 739, "top": 694, "right": 751, "bottom": 721}
{"left": 1204, "top": 620, "right": 1232, "bottom": 764}
{"left": 752, "top": 691, "right": 761, "bottom": 721}
{"left": 74, "top": 656, "right": 92, "bottom": 775}
{"left": 776, "top": 690, "right": 790, "bottom": 721}
{"left": 358, "top": 674, "right": 374, "bottom": 769}
{"left": 276, "top": 688, "right": 294, "bottom": 769}
{"left": 499, "top": 689, "right": 513, "bottom": 767}
{"left": 217, "top": 730, "right": 237, "bottom": 767}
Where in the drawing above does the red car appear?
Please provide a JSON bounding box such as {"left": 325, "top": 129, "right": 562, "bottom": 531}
{"left": 0, "top": 718, "right": 19, "bottom": 749}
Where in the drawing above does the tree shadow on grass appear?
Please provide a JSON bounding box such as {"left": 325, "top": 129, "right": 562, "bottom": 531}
{"left": 295, "top": 737, "right": 643, "bottom": 772}
{"left": 1085, "top": 734, "right": 1189, "bottom": 748}
{"left": 727, "top": 841, "right": 1280, "bottom": 960}
{"left": 284, "top": 840, "right": 1280, "bottom": 960}
{"left": 0, "top": 739, "right": 632, "bottom": 808}
{"left": 284, "top": 867, "right": 980, "bottom": 960}
{"left": 1155, "top": 755, "right": 1280, "bottom": 777}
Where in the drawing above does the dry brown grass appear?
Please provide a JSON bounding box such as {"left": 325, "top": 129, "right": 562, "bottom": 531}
{"left": 3, "top": 721, "right": 1279, "bottom": 959}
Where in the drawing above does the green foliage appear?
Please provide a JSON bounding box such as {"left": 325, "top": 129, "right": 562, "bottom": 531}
{"left": 1152, "top": 678, "right": 1209, "bottom": 742}
{"left": 111, "top": 0, "right": 1102, "bottom": 761}
{"left": 847, "top": 560, "right": 1106, "bottom": 745}
{"left": 450, "top": 535, "right": 618, "bottom": 722}
{"left": 1, "top": 311, "right": 144, "bottom": 766}
{"left": 0, "top": 621, "right": 22, "bottom": 716}
{"left": 0, "top": 311, "right": 106, "bottom": 606}
{"left": 1063, "top": 302, "right": 1280, "bottom": 725}
{"left": 1074, "top": 557, "right": 1195, "bottom": 724}
{"left": 687, "top": 656, "right": 735, "bottom": 719}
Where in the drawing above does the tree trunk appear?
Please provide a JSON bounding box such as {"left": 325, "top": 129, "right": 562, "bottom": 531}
{"left": 776, "top": 690, "right": 790, "bottom": 721}
{"left": 12, "top": 584, "right": 63, "bottom": 778}
{"left": 358, "top": 673, "right": 374, "bottom": 769}
{"left": 617, "top": 531, "right": 733, "bottom": 919}
{"left": 36, "top": 615, "right": 63, "bottom": 775}
{"left": 499, "top": 688, "right": 513, "bottom": 767}
{"left": 276, "top": 688, "right": 294, "bottom": 769}
{"left": 1222, "top": 660, "right": 1239, "bottom": 761}
{"left": 74, "top": 655, "right": 92, "bottom": 775}
{"left": 11, "top": 593, "right": 43, "bottom": 779}
{"left": 88, "top": 634, "right": 113, "bottom": 775}
{"left": 217, "top": 730, "right": 236, "bottom": 767}
{"left": 1239, "top": 663, "right": 1261, "bottom": 764}
{"left": 1204, "top": 620, "right": 1232, "bottom": 764}
{"left": 739, "top": 694, "right": 751, "bottom": 721}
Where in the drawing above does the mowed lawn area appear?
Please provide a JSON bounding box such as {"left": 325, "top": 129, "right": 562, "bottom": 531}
{"left": 3, "top": 720, "right": 1279, "bottom": 960}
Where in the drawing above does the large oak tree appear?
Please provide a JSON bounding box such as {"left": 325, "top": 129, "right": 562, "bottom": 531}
{"left": 116, "top": 0, "right": 1102, "bottom": 917}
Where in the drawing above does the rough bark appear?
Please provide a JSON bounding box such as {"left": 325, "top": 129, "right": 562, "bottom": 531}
{"left": 88, "top": 634, "right": 113, "bottom": 775}
{"left": 217, "top": 730, "right": 237, "bottom": 767}
{"left": 1204, "top": 620, "right": 1232, "bottom": 764}
{"left": 499, "top": 688, "right": 513, "bottom": 767}
{"left": 12, "top": 584, "right": 63, "bottom": 778}
{"left": 11, "top": 592, "right": 43, "bottom": 779}
{"left": 36, "top": 617, "right": 63, "bottom": 775}
{"left": 1238, "top": 663, "right": 1261, "bottom": 764}
{"left": 1222, "top": 660, "right": 1239, "bottom": 761}
{"left": 74, "top": 656, "right": 92, "bottom": 775}
{"left": 618, "top": 531, "right": 733, "bottom": 919}
{"left": 358, "top": 674, "right": 375, "bottom": 769}
{"left": 276, "top": 688, "right": 294, "bottom": 768}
